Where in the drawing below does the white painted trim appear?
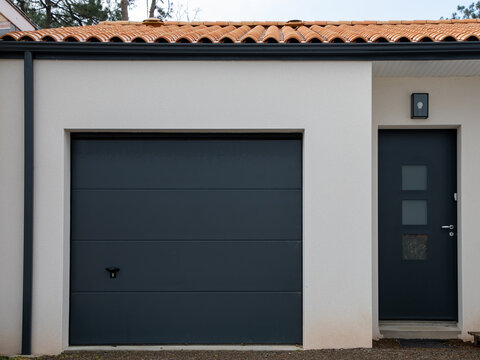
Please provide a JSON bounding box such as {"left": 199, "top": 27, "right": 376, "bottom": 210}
{"left": 67, "top": 345, "right": 302, "bottom": 351}
{"left": 0, "top": 0, "right": 36, "bottom": 31}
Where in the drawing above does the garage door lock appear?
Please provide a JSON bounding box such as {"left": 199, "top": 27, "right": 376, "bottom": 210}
{"left": 105, "top": 266, "right": 120, "bottom": 279}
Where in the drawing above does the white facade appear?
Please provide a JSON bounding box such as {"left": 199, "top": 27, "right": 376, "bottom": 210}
{"left": 0, "top": 57, "right": 479, "bottom": 356}
{"left": 0, "top": 59, "right": 24, "bottom": 356}
{"left": 372, "top": 75, "right": 480, "bottom": 341}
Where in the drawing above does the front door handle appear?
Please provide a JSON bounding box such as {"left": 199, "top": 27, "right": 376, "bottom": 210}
{"left": 441, "top": 225, "right": 455, "bottom": 230}
{"left": 106, "top": 266, "right": 120, "bottom": 279}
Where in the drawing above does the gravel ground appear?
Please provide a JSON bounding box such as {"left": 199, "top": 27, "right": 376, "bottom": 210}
{"left": 2, "top": 340, "right": 480, "bottom": 360}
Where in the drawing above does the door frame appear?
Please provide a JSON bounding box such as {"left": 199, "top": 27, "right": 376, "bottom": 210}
{"left": 373, "top": 126, "right": 462, "bottom": 335}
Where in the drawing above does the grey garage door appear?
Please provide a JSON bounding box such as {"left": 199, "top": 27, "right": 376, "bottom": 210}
{"left": 70, "top": 133, "right": 302, "bottom": 345}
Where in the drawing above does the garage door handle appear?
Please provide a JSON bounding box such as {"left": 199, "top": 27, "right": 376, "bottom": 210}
{"left": 106, "top": 267, "right": 120, "bottom": 279}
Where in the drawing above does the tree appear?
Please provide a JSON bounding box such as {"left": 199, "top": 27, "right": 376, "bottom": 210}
{"left": 148, "top": 0, "right": 172, "bottom": 19}
{"left": 147, "top": 0, "right": 198, "bottom": 21}
{"left": 450, "top": 1, "right": 480, "bottom": 19}
{"left": 15, "top": 0, "right": 174, "bottom": 28}
{"left": 172, "top": 1, "right": 200, "bottom": 21}
{"left": 120, "top": 0, "right": 128, "bottom": 20}
{"left": 16, "top": 0, "right": 122, "bottom": 27}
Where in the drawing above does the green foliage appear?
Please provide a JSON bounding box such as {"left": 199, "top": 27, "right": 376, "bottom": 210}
{"left": 451, "top": 1, "right": 480, "bottom": 19}
{"left": 15, "top": 0, "right": 122, "bottom": 28}
{"left": 149, "top": 0, "right": 172, "bottom": 20}
{"left": 14, "top": 0, "right": 173, "bottom": 28}
{"left": 155, "top": 4, "right": 172, "bottom": 20}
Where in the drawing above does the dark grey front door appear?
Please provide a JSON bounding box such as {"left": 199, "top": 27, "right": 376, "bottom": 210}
{"left": 379, "top": 130, "right": 458, "bottom": 321}
{"left": 70, "top": 133, "right": 302, "bottom": 345}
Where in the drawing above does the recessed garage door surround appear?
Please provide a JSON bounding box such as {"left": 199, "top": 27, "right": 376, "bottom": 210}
{"left": 70, "top": 133, "right": 303, "bottom": 345}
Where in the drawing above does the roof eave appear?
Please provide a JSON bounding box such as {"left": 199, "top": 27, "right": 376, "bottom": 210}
{"left": 2, "top": 41, "right": 480, "bottom": 60}
{"left": 3, "top": 0, "right": 40, "bottom": 30}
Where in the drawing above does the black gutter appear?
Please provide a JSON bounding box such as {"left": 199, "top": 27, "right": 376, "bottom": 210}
{"left": 2, "top": 42, "right": 480, "bottom": 60}
{"left": 22, "top": 50, "right": 34, "bottom": 356}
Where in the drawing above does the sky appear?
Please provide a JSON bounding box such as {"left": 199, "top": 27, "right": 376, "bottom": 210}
{"left": 129, "top": 0, "right": 473, "bottom": 22}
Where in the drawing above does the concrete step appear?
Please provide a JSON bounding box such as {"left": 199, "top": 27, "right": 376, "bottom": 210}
{"left": 380, "top": 321, "right": 461, "bottom": 339}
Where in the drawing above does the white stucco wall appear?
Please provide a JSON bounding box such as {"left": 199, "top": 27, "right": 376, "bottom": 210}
{"left": 5, "top": 58, "right": 478, "bottom": 355}
{"left": 0, "top": 60, "right": 373, "bottom": 355}
{"left": 0, "top": 59, "right": 24, "bottom": 355}
{"left": 372, "top": 76, "right": 480, "bottom": 341}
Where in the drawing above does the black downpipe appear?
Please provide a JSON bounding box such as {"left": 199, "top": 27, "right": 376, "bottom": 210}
{"left": 22, "top": 50, "right": 34, "bottom": 356}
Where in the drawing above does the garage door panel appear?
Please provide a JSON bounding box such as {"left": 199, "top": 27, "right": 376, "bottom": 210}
{"left": 71, "top": 190, "right": 301, "bottom": 240}
{"left": 72, "top": 138, "right": 302, "bottom": 189}
{"left": 71, "top": 241, "right": 302, "bottom": 292}
{"left": 70, "top": 292, "right": 302, "bottom": 345}
{"left": 70, "top": 134, "right": 302, "bottom": 345}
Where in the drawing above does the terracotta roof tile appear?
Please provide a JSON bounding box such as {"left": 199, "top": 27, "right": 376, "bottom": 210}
{"left": 3, "top": 19, "right": 480, "bottom": 44}
{"left": 282, "top": 26, "right": 304, "bottom": 43}
{"left": 296, "top": 26, "right": 320, "bottom": 43}
{"left": 263, "top": 25, "right": 280, "bottom": 43}
{"left": 240, "top": 25, "right": 265, "bottom": 43}
{"left": 309, "top": 24, "right": 340, "bottom": 42}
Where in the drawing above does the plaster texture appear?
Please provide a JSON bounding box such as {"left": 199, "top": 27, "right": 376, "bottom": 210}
{"left": 1, "top": 59, "right": 373, "bottom": 354}
{"left": 0, "top": 59, "right": 24, "bottom": 356}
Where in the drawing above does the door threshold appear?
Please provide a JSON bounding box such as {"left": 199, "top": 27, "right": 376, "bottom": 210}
{"left": 66, "top": 345, "right": 302, "bottom": 351}
{"left": 379, "top": 320, "right": 461, "bottom": 339}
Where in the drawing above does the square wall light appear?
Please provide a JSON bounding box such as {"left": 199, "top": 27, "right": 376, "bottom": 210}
{"left": 411, "top": 93, "right": 429, "bottom": 119}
